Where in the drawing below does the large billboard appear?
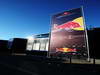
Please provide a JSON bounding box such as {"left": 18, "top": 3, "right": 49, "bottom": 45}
{"left": 49, "top": 8, "right": 89, "bottom": 59}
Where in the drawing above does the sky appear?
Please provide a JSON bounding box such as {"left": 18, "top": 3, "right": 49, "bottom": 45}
{"left": 0, "top": 0, "right": 100, "bottom": 40}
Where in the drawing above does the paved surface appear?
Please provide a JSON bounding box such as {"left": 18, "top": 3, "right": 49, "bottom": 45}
{"left": 0, "top": 55, "right": 100, "bottom": 75}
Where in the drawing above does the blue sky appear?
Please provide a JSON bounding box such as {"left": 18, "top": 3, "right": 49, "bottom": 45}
{"left": 0, "top": 0, "right": 100, "bottom": 40}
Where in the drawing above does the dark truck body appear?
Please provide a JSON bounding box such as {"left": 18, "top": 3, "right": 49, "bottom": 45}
{"left": 8, "top": 38, "right": 27, "bottom": 54}
{"left": 0, "top": 40, "right": 10, "bottom": 54}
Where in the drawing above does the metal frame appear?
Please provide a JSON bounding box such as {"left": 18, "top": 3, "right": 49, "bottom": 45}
{"left": 81, "top": 6, "right": 90, "bottom": 61}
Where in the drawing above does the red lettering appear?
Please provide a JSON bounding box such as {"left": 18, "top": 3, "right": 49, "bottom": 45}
{"left": 55, "top": 21, "right": 81, "bottom": 29}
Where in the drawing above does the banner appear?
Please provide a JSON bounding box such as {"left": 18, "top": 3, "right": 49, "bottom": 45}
{"left": 49, "top": 8, "right": 89, "bottom": 59}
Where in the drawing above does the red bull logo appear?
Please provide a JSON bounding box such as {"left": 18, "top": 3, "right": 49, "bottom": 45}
{"left": 54, "top": 21, "right": 81, "bottom": 29}
{"left": 56, "top": 48, "right": 77, "bottom": 52}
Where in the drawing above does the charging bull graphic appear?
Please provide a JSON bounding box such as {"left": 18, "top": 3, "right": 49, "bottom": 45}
{"left": 49, "top": 8, "right": 89, "bottom": 59}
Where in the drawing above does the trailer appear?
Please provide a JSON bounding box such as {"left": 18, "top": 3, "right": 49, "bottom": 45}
{"left": 0, "top": 40, "right": 10, "bottom": 54}
{"left": 8, "top": 38, "right": 27, "bottom": 55}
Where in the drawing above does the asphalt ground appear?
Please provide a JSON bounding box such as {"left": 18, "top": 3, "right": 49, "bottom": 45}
{"left": 0, "top": 55, "right": 100, "bottom": 75}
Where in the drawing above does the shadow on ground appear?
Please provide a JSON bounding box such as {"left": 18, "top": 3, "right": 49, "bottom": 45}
{"left": 0, "top": 55, "right": 100, "bottom": 75}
